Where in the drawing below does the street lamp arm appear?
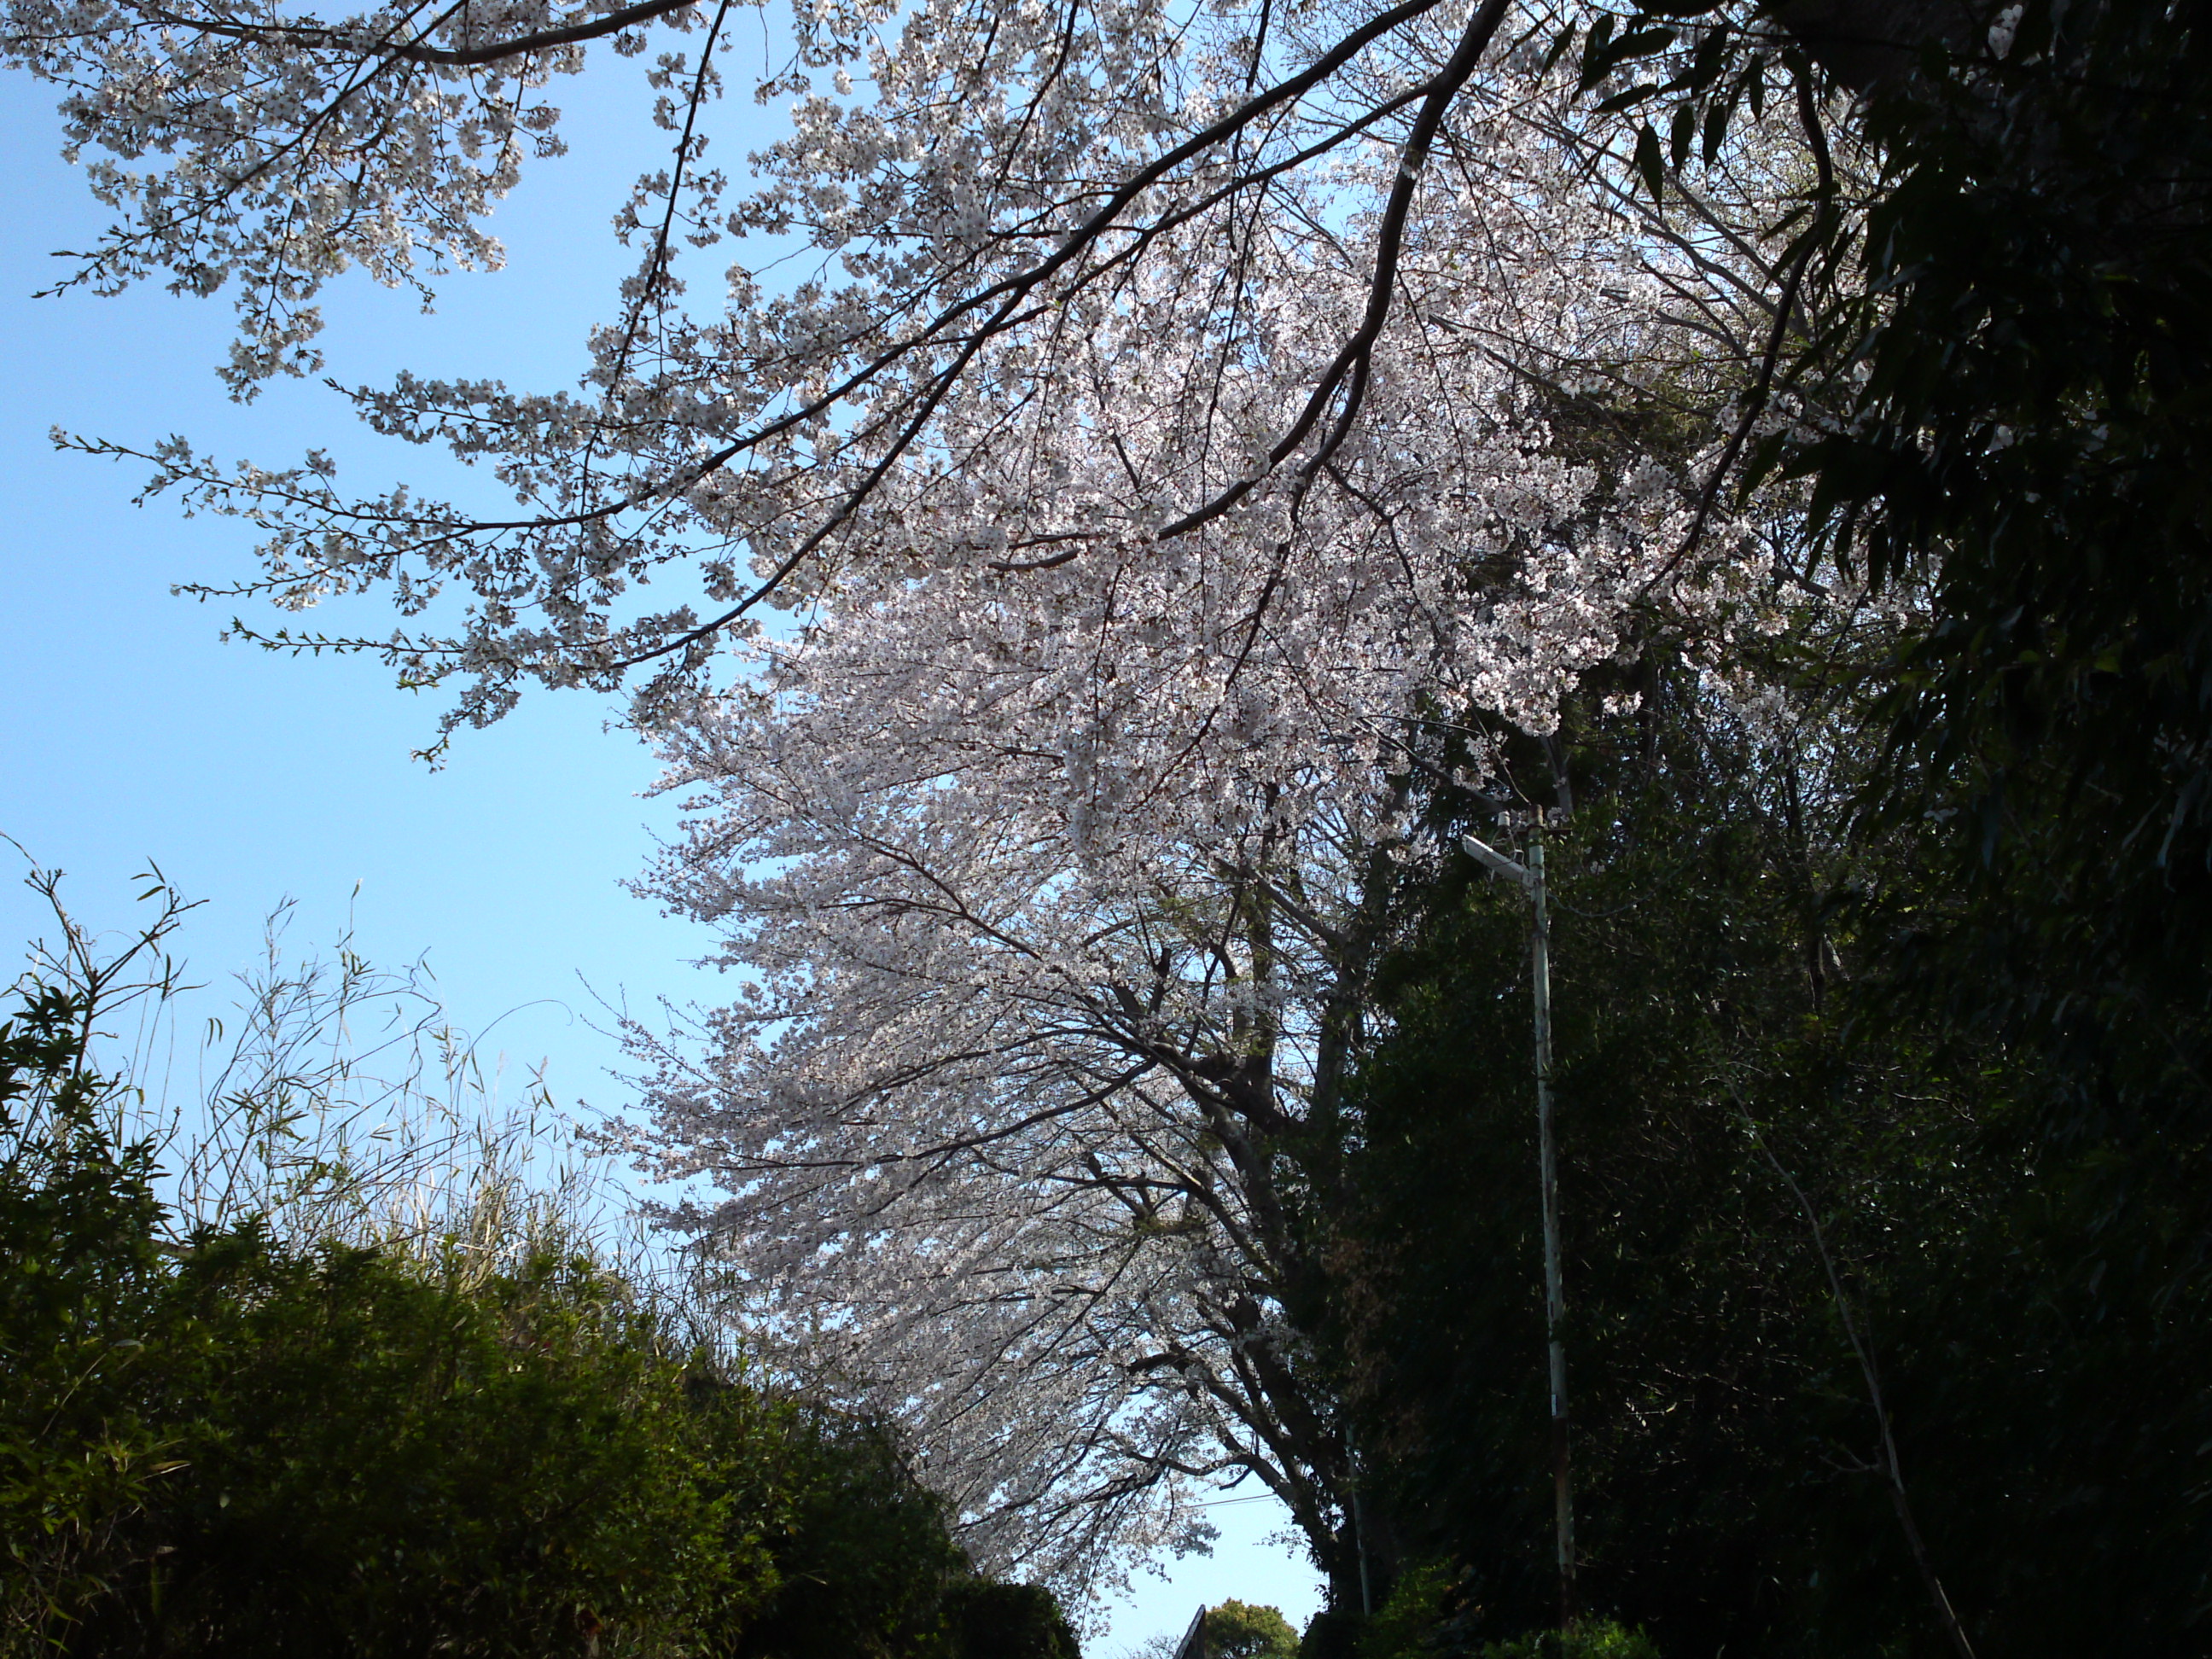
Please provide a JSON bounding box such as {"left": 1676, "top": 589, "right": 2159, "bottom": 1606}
{"left": 1461, "top": 833, "right": 1534, "bottom": 888}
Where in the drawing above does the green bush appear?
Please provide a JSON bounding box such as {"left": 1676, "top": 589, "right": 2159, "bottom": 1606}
{"left": 0, "top": 982, "right": 175, "bottom": 1644}
{"left": 1308, "top": 1559, "right": 1655, "bottom": 1659}
{"left": 944, "top": 1581, "right": 1083, "bottom": 1659}
{"left": 1355, "top": 1564, "right": 1452, "bottom": 1659}
{"left": 55, "top": 1234, "right": 775, "bottom": 1655}
{"left": 1471, "top": 1625, "right": 1657, "bottom": 1659}
{"left": 0, "top": 905, "right": 1077, "bottom": 1659}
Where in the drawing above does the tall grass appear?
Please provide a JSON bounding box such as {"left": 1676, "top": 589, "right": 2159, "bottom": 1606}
{"left": 9, "top": 849, "right": 677, "bottom": 1304}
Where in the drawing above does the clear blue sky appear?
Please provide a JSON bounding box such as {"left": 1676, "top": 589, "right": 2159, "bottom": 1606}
{"left": 0, "top": 61, "right": 1320, "bottom": 1651}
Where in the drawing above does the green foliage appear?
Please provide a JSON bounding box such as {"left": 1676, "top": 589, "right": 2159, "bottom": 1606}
{"left": 1787, "top": 0, "right": 2212, "bottom": 1158}
{"left": 1338, "top": 1561, "right": 1656, "bottom": 1659}
{"left": 0, "top": 983, "right": 173, "bottom": 1642}
{"left": 1310, "top": 672, "right": 2212, "bottom": 1656}
{"left": 727, "top": 1406, "right": 987, "bottom": 1659}
{"left": 1470, "top": 3, "right": 2212, "bottom": 1649}
{"left": 1205, "top": 1599, "right": 1299, "bottom": 1659}
{"left": 63, "top": 1237, "right": 775, "bottom": 1655}
{"left": 1576, "top": 0, "right": 2212, "bottom": 1158}
{"left": 0, "top": 904, "right": 1079, "bottom": 1659}
{"left": 942, "top": 1581, "right": 1082, "bottom": 1659}
{"left": 1354, "top": 1564, "right": 1450, "bottom": 1659}
{"left": 1471, "top": 1624, "right": 1657, "bottom": 1659}
{"left": 1295, "top": 1606, "right": 1365, "bottom": 1659}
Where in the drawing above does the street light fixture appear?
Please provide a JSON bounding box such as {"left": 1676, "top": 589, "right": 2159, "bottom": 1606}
{"left": 1462, "top": 826, "right": 1575, "bottom": 1628}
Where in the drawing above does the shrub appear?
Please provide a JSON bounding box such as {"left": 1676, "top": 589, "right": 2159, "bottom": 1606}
{"left": 0, "top": 877, "right": 1077, "bottom": 1659}
{"left": 1326, "top": 1557, "right": 1656, "bottom": 1659}
{"left": 1357, "top": 1565, "right": 1452, "bottom": 1659}
{"left": 1473, "top": 1625, "right": 1658, "bottom": 1659}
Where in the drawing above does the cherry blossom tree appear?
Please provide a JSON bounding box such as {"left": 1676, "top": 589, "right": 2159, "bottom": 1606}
{"left": 602, "top": 89, "right": 1823, "bottom": 1600}
{"left": 5, "top": 0, "right": 1848, "bottom": 1604}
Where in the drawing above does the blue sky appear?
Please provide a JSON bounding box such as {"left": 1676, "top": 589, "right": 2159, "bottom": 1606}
{"left": 0, "top": 59, "right": 1321, "bottom": 1650}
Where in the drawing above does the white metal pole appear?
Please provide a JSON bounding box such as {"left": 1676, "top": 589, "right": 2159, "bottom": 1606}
{"left": 1528, "top": 830, "right": 1575, "bottom": 1627}
{"left": 1348, "top": 1425, "right": 1373, "bottom": 1615}
{"left": 1460, "top": 827, "right": 1578, "bottom": 1623}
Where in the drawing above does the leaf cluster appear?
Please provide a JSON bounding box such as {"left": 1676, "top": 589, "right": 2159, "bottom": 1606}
{"left": 1774, "top": 0, "right": 2212, "bottom": 1156}
{"left": 1205, "top": 1598, "right": 1301, "bottom": 1659}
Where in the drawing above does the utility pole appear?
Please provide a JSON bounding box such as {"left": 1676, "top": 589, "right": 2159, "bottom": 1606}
{"left": 1348, "top": 1425, "right": 1373, "bottom": 1615}
{"left": 1463, "top": 825, "right": 1575, "bottom": 1627}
